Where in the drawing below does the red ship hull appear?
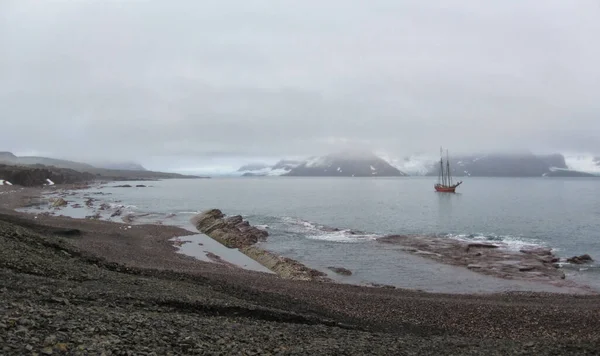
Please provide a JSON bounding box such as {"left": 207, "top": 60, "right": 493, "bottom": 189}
{"left": 434, "top": 185, "right": 457, "bottom": 193}
{"left": 434, "top": 182, "right": 462, "bottom": 193}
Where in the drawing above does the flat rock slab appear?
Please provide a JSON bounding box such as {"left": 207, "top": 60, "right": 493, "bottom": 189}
{"left": 378, "top": 235, "right": 568, "bottom": 284}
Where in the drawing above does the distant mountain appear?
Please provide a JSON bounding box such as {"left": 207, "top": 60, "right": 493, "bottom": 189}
{"left": 0, "top": 152, "right": 147, "bottom": 172}
{"left": 93, "top": 161, "right": 147, "bottom": 171}
{"left": 272, "top": 160, "right": 303, "bottom": 171}
{"left": 544, "top": 169, "right": 596, "bottom": 177}
{"left": 0, "top": 152, "right": 17, "bottom": 162}
{"left": 235, "top": 152, "right": 600, "bottom": 178}
{"left": 423, "top": 153, "right": 594, "bottom": 177}
{"left": 0, "top": 163, "right": 95, "bottom": 187}
{"left": 0, "top": 152, "right": 203, "bottom": 181}
{"left": 237, "top": 159, "right": 302, "bottom": 176}
{"left": 0, "top": 153, "right": 96, "bottom": 171}
{"left": 284, "top": 151, "right": 407, "bottom": 177}
{"left": 237, "top": 163, "right": 271, "bottom": 172}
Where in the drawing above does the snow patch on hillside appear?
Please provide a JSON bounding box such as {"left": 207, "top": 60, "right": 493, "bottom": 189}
{"left": 305, "top": 156, "right": 329, "bottom": 168}
{"left": 564, "top": 154, "right": 600, "bottom": 174}
{"left": 377, "top": 152, "right": 436, "bottom": 176}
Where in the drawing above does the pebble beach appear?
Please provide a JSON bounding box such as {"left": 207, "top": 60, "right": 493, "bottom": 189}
{"left": 1, "top": 185, "right": 600, "bottom": 355}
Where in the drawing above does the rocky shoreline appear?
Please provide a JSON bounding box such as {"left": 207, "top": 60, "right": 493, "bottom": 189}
{"left": 191, "top": 209, "right": 331, "bottom": 282}
{"left": 9, "top": 185, "right": 597, "bottom": 293}
{"left": 3, "top": 186, "right": 600, "bottom": 353}
{"left": 377, "top": 234, "right": 594, "bottom": 291}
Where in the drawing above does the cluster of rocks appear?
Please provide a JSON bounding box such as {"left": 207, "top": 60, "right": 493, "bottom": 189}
{"left": 84, "top": 198, "right": 94, "bottom": 208}
{"left": 191, "top": 209, "right": 268, "bottom": 249}
{"left": 377, "top": 235, "right": 583, "bottom": 283}
{"left": 567, "top": 254, "right": 594, "bottom": 264}
{"left": 191, "top": 209, "right": 331, "bottom": 281}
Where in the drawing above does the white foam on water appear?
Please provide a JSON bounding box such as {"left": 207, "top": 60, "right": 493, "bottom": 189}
{"left": 446, "top": 233, "right": 546, "bottom": 251}
{"left": 279, "top": 216, "right": 379, "bottom": 243}
{"left": 108, "top": 202, "right": 137, "bottom": 210}
{"left": 176, "top": 211, "right": 200, "bottom": 215}
{"left": 280, "top": 216, "right": 320, "bottom": 232}
{"left": 305, "top": 231, "right": 379, "bottom": 243}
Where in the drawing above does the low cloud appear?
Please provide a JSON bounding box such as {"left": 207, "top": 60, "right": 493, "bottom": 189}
{"left": 2, "top": 0, "right": 599, "bottom": 170}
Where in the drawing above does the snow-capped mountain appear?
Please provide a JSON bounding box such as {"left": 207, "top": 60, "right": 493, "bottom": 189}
{"left": 377, "top": 152, "right": 437, "bottom": 176}
{"left": 237, "top": 160, "right": 302, "bottom": 177}
{"left": 285, "top": 151, "right": 407, "bottom": 177}
{"left": 237, "top": 151, "right": 600, "bottom": 177}
{"left": 563, "top": 154, "right": 600, "bottom": 175}
{"left": 382, "top": 152, "right": 600, "bottom": 177}
{"left": 238, "top": 151, "right": 407, "bottom": 177}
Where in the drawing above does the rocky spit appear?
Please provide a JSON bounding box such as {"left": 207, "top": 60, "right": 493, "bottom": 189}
{"left": 192, "top": 209, "right": 331, "bottom": 282}
{"left": 2, "top": 186, "right": 600, "bottom": 354}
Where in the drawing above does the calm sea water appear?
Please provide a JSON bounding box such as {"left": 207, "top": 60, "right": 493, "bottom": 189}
{"left": 77, "top": 177, "right": 600, "bottom": 293}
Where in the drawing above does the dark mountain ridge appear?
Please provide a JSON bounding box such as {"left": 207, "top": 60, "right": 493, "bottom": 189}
{"left": 427, "top": 152, "right": 589, "bottom": 177}
{"left": 284, "top": 151, "right": 407, "bottom": 177}
{"left": 0, "top": 152, "right": 204, "bottom": 185}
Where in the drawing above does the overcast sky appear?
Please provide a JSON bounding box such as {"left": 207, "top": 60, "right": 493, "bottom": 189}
{"left": 1, "top": 0, "right": 599, "bottom": 171}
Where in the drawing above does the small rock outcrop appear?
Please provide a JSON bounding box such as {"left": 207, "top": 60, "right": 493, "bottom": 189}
{"left": 191, "top": 209, "right": 330, "bottom": 282}
{"left": 243, "top": 247, "right": 330, "bottom": 282}
{"left": 51, "top": 198, "right": 68, "bottom": 208}
{"left": 567, "top": 254, "right": 593, "bottom": 264}
{"left": 328, "top": 266, "right": 352, "bottom": 276}
{"left": 191, "top": 209, "right": 268, "bottom": 249}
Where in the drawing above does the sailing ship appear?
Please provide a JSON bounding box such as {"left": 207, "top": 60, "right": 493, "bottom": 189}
{"left": 435, "top": 148, "right": 462, "bottom": 193}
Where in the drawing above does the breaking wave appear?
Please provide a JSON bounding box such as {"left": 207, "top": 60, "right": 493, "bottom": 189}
{"left": 108, "top": 203, "right": 138, "bottom": 210}
{"left": 445, "top": 233, "right": 547, "bottom": 251}
{"left": 273, "top": 216, "right": 548, "bottom": 248}
{"left": 278, "top": 216, "right": 380, "bottom": 243}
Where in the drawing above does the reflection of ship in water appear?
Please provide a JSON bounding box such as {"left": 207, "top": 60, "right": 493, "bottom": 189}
{"left": 435, "top": 147, "right": 462, "bottom": 193}
{"left": 436, "top": 190, "right": 455, "bottom": 224}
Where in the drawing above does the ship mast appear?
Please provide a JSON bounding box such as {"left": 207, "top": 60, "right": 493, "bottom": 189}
{"left": 439, "top": 147, "right": 445, "bottom": 185}
{"left": 446, "top": 149, "right": 452, "bottom": 186}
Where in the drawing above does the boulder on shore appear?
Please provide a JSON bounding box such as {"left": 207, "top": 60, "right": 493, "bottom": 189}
{"left": 567, "top": 254, "right": 593, "bottom": 264}
{"left": 51, "top": 197, "right": 68, "bottom": 208}
{"left": 191, "top": 209, "right": 268, "bottom": 249}
{"left": 328, "top": 266, "right": 353, "bottom": 276}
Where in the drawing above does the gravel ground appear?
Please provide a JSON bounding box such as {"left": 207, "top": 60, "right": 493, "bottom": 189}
{"left": 1, "top": 189, "right": 600, "bottom": 354}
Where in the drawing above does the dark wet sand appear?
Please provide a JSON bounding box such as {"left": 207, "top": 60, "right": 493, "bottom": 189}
{"left": 2, "top": 186, "right": 600, "bottom": 355}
